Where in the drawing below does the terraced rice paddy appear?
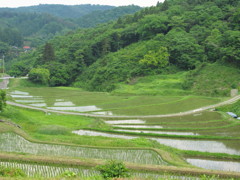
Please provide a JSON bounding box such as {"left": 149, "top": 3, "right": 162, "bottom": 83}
{"left": 0, "top": 161, "right": 199, "bottom": 179}
{"left": 8, "top": 88, "right": 222, "bottom": 115}
{"left": 186, "top": 158, "right": 240, "bottom": 173}
{"left": 0, "top": 161, "right": 98, "bottom": 177}
{"left": 0, "top": 133, "right": 166, "bottom": 165}
{"left": 73, "top": 130, "right": 240, "bottom": 155}
{"left": 114, "top": 129, "right": 199, "bottom": 136}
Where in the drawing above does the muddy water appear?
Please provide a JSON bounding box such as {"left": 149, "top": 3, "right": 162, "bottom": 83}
{"left": 186, "top": 158, "right": 240, "bottom": 172}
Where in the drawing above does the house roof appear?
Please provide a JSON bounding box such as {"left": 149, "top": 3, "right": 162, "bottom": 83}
{"left": 23, "top": 46, "right": 31, "bottom": 49}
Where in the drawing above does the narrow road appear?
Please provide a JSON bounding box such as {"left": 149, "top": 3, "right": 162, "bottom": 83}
{"left": 7, "top": 95, "right": 240, "bottom": 118}
{"left": 0, "top": 75, "right": 12, "bottom": 89}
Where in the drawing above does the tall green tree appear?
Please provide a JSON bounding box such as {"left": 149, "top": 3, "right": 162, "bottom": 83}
{"left": 0, "top": 90, "right": 6, "bottom": 111}
{"left": 139, "top": 47, "right": 170, "bottom": 68}
{"left": 42, "top": 43, "right": 55, "bottom": 63}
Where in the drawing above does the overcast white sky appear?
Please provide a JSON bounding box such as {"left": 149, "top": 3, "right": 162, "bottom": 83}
{"left": 0, "top": 0, "right": 164, "bottom": 8}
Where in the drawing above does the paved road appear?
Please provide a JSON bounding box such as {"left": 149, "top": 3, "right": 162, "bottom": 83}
{"left": 7, "top": 95, "right": 240, "bottom": 118}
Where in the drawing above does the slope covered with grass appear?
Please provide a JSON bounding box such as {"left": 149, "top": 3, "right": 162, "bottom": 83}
{"left": 183, "top": 63, "right": 240, "bottom": 96}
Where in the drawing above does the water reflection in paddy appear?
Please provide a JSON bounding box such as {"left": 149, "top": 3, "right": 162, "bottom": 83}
{"left": 152, "top": 138, "right": 240, "bottom": 155}
{"left": 11, "top": 91, "right": 29, "bottom": 95}
{"left": 72, "top": 130, "right": 135, "bottom": 139}
{"left": 47, "top": 105, "right": 101, "bottom": 112}
{"left": 113, "top": 125, "right": 163, "bottom": 129}
{"left": 114, "top": 129, "right": 199, "bottom": 136}
{"left": 53, "top": 101, "right": 75, "bottom": 106}
{"left": 11, "top": 95, "right": 34, "bottom": 98}
{"left": 105, "top": 120, "right": 145, "bottom": 124}
{"left": 186, "top": 158, "right": 240, "bottom": 172}
{"left": 73, "top": 130, "right": 240, "bottom": 155}
{"left": 92, "top": 111, "right": 113, "bottom": 115}
{"left": 29, "top": 103, "right": 47, "bottom": 107}
{"left": 15, "top": 100, "right": 45, "bottom": 103}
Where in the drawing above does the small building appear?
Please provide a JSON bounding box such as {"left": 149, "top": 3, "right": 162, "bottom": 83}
{"left": 227, "top": 112, "right": 238, "bottom": 118}
{"left": 23, "top": 46, "right": 31, "bottom": 51}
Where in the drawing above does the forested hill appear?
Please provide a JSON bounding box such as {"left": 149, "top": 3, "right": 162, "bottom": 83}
{"left": 0, "top": 4, "right": 141, "bottom": 61}
{"left": 10, "top": 0, "right": 240, "bottom": 95}
{"left": 0, "top": 4, "right": 114, "bottom": 19}
{"left": 75, "top": 5, "right": 142, "bottom": 28}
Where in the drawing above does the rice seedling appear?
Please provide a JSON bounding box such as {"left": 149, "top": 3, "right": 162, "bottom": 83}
{"left": 0, "top": 161, "right": 98, "bottom": 177}
{"left": 0, "top": 133, "right": 166, "bottom": 165}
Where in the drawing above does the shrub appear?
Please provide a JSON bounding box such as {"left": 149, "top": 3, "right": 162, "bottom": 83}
{"left": 28, "top": 68, "right": 50, "bottom": 85}
{"left": 96, "top": 160, "right": 130, "bottom": 179}
{"left": 60, "top": 170, "right": 77, "bottom": 178}
{"left": 0, "top": 166, "right": 26, "bottom": 177}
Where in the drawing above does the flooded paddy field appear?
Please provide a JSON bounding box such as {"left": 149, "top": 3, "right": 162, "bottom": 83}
{"left": 0, "top": 161, "right": 98, "bottom": 177}
{"left": 0, "top": 133, "right": 166, "bottom": 165}
{"left": 186, "top": 158, "right": 240, "bottom": 173}
{"left": 0, "top": 161, "right": 201, "bottom": 179}
{"left": 73, "top": 130, "right": 240, "bottom": 155}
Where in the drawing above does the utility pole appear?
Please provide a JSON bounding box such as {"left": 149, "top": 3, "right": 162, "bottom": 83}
{"left": 2, "top": 55, "right": 4, "bottom": 78}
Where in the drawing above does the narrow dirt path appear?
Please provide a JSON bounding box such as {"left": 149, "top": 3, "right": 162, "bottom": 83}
{"left": 7, "top": 95, "right": 240, "bottom": 118}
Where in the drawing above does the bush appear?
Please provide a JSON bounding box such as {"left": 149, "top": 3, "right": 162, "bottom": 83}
{"left": 0, "top": 166, "right": 26, "bottom": 177}
{"left": 96, "top": 160, "right": 130, "bottom": 179}
{"left": 28, "top": 68, "right": 50, "bottom": 85}
{"left": 60, "top": 170, "right": 77, "bottom": 178}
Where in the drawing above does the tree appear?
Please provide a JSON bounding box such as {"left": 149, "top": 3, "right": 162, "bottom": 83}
{"left": 42, "top": 43, "right": 55, "bottom": 63}
{"left": 0, "top": 90, "right": 6, "bottom": 111}
{"left": 28, "top": 68, "right": 50, "bottom": 85}
{"left": 139, "top": 47, "right": 169, "bottom": 68}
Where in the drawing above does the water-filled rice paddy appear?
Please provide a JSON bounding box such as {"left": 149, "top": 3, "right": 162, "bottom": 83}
{"left": 0, "top": 161, "right": 199, "bottom": 179}
{"left": 114, "top": 129, "right": 199, "bottom": 136}
{"left": 186, "top": 158, "right": 240, "bottom": 173}
{"left": 8, "top": 88, "right": 222, "bottom": 115}
{"left": 0, "top": 161, "right": 98, "bottom": 177}
{"left": 73, "top": 130, "right": 240, "bottom": 155}
{"left": 0, "top": 133, "right": 166, "bottom": 165}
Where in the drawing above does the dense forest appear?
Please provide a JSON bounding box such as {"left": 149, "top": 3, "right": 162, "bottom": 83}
{"left": 9, "top": 0, "right": 240, "bottom": 96}
{"left": 75, "top": 5, "right": 142, "bottom": 28}
{"left": 0, "top": 4, "right": 114, "bottom": 19}
{"left": 0, "top": 4, "right": 141, "bottom": 63}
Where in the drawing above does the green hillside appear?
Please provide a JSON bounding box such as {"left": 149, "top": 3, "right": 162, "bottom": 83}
{"left": 75, "top": 5, "right": 142, "bottom": 28}
{"left": 9, "top": 0, "right": 240, "bottom": 96}
{"left": 0, "top": 4, "right": 114, "bottom": 19}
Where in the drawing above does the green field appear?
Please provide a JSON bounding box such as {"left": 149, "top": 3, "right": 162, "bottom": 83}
{"left": 8, "top": 78, "right": 224, "bottom": 116}
{"left": 1, "top": 78, "right": 240, "bottom": 179}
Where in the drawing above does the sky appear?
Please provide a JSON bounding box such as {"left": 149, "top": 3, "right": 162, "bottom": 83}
{"left": 0, "top": 0, "right": 164, "bottom": 8}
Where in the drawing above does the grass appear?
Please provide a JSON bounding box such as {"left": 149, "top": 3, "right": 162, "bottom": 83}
{"left": 216, "top": 100, "right": 240, "bottom": 116}
{"left": 185, "top": 63, "right": 240, "bottom": 97}
{"left": 112, "top": 72, "right": 192, "bottom": 96}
